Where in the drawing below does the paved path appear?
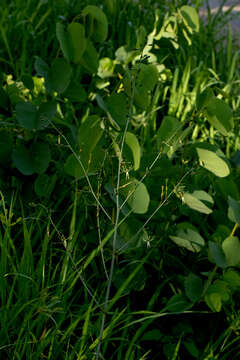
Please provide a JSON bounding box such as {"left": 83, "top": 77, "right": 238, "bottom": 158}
{"left": 200, "top": 0, "right": 240, "bottom": 35}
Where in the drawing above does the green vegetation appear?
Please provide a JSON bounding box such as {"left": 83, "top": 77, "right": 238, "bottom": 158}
{"left": 1, "top": 0, "right": 240, "bottom": 358}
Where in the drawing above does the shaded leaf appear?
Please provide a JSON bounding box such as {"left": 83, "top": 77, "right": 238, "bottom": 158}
{"left": 166, "top": 294, "right": 191, "bottom": 312}
{"left": 12, "top": 145, "right": 35, "bottom": 175}
{"left": 184, "top": 273, "right": 203, "bottom": 302}
{"left": 82, "top": 5, "right": 108, "bottom": 42}
{"left": 208, "top": 241, "right": 227, "bottom": 268}
{"left": 68, "top": 22, "right": 87, "bottom": 63}
{"left": 31, "top": 142, "right": 51, "bottom": 174}
{"left": 46, "top": 58, "right": 72, "bottom": 93}
{"left": 16, "top": 102, "right": 38, "bottom": 130}
{"left": 228, "top": 196, "right": 240, "bottom": 225}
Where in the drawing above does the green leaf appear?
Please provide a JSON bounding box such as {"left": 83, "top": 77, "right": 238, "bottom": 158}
{"left": 79, "top": 40, "right": 99, "bottom": 73}
{"left": 180, "top": 6, "right": 199, "bottom": 32}
{"left": 37, "top": 101, "right": 57, "bottom": 129}
{"left": 34, "top": 173, "right": 57, "bottom": 198}
{"left": 78, "top": 115, "right": 103, "bottom": 153}
{"left": 34, "top": 56, "right": 49, "bottom": 77}
{"left": 223, "top": 269, "right": 240, "bottom": 290}
{"left": 56, "top": 22, "right": 71, "bottom": 61}
{"left": 196, "top": 144, "right": 230, "bottom": 178}
{"left": 63, "top": 81, "right": 87, "bottom": 102}
{"left": 208, "top": 241, "right": 227, "bottom": 268}
{"left": 222, "top": 236, "right": 240, "bottom": 267}
{"left": 105, "top": 93, "right": 127, "bottom": 127}
{"left": 121, "top": 179, "right": 150, "bottom": 214}
{"left": 142, "top": 329, "right": 162, "bottom": 341}
{"left": 166, "top": 294, "right": 191, "bottom": 312}
{"left": 68, "top": 22, "right": 87, "bottom": 64}
{"left": 0, "top": 130, "right": 13, "bottom": 163}
{"left": 204, "top": 292, "right": 222, "bottom": 312}
{"left": 182, "top": 190, "right": 213, "bottom": 214}
{"left": 64, "top": 146, "right": 105, "bottom": 179}
{"left": 65, "top": 116, "right": 103, "bottom": 178}
{"left": 206, "top": 280, "right": 231, "bottom": 302}
{"left": 157, "top": 116, "right": 182, "bottom": 148}
{"left": 170, "top": 228, "right": 205, "bottom": 252}
{"left": 205, "top": 98, "right": 233, "bottom": 136}
{"left": 228, "top": 196, "right": 240, "bottom": 225}
{"left": 136, "top": 63, "right": 159, "bottom": 92}
{"left": 12, "top": 145, "right": 35, "bottom": 175}
{"left": 125, "top": 132, "right": 141, "bottom": 171}
{"left": 184, "top": 273, "right": 203, "bottom": 302}
{"left": 82, "top": 5, "right": 108, "bottom": 42}
{"left": 16, "top": 102, "right": 38, "bottom": 130}
{"left": 46, "top": 58, "right": 72, "bottom": 93}
{"left": 98, "top": 57, "right": 115, "bottom": 78}
{"left": 31, "top": 142, "right": 51, "bottom": 174}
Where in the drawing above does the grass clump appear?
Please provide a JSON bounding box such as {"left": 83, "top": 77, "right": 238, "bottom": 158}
{"left": 1, "top": 0, "right": 240, "bottom": 359}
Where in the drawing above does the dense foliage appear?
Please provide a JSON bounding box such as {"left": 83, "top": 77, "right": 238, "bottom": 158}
{"left": 1, "top": 0, "right": 240, "bottom": 359}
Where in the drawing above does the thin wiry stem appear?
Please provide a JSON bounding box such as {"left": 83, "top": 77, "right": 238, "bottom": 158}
{"left": 95, "top": 66, "right": 136, "bottom": 360}
{"left": 31, "top": 202, "right": 103, "bottom": 311}
{"left": 50, "top": 121, "right": 112, "bottom": 222}
{"left": 118, "top": 167, "right": 194, "bottom": 253}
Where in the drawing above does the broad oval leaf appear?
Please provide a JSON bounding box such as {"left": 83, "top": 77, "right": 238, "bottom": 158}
{"left": 82, "top": 5, "right": 108, "bottom": 42}
{"left": 56, "top": 22, "right": 71, "bottom": 61}
{"left": 196, "top": 146, "right": 230, "bottom": 178}
{"left": 157, "top": 116, "right": 181, "bottom": 148}
{"left": 121, "top": 179, "right": 150, "bottom": 214}
{"left": 184, "top": 274, "right": 203, "bottom": 302}
{"left": 208, "top": 241, "right": 227, "bottom": 268}
{"left": 12, "top": 145, "right": 35, "bottom": 175}
{"left": 204, "top": 292, "right": 222, "bottom": 312}
{"left": 222, "top": 236, "right": 240, "bottom": 267}
{"left": 180, "top": 5, "right": 199, "bottom": 32}
{"left": 125, "top": 132, "right": 141, "bottom": 171}
{"left": 223, "top": 269, "right": 240, "bottom": 289}
{"left": 182, "top": 190, "right": 213, "bottom": 214}
{"left": 206, "top": 98, "right": 233, "bottom": 136}
{"left": 68, "top": 22, "right": 87, "bottom": 64}
{"left": 16, "top": 102, "right": 38, "bottom": 130}
{"left": 228, "top": 196, "right": 240, "bottom": 226}
{"left": 0, "top": 130, "right": 13, "bottom": 163}
{"left": 79, "top": 40, "right": 99, "bottom": 73}
{"left": 170, "top": 228, "right": 205, "bottom": 252}
{"left": 46, "top": 58, "right": 72, "bottom": 93}
{"left": 31, "top": 142, "right": 51, "bottom": 174}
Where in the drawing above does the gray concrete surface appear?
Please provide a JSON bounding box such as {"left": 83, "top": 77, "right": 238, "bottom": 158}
{"left": 200, "top": 0, "right": 240, "bottom": 35}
